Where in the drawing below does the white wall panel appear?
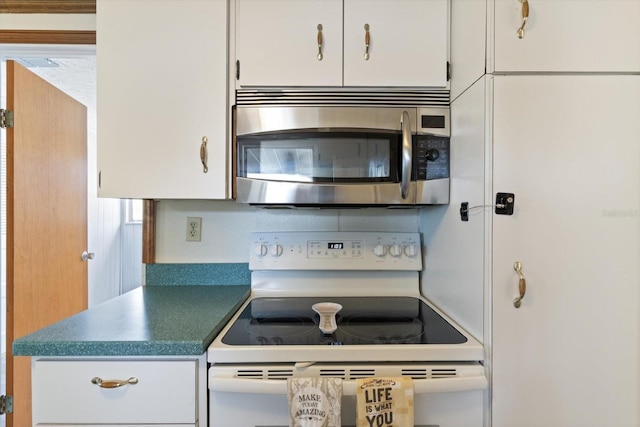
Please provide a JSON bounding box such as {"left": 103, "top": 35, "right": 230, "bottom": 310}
{"left": 155, "top": 200, "right": 420, "bottom": 263}
{"left": 419, "top": 77, "right": 486, "bottom": 341}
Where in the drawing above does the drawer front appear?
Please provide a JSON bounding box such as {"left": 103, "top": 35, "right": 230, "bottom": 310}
{"left": 33, "top": 359, "right": 198, "bottom": 424}
{"left": 37, "top": 425, "right": 197, "bottom": 427}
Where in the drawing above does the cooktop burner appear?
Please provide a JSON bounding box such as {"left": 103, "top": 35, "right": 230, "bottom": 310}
{"left": 221, "top": 297, "right": 468, "bottom": 346}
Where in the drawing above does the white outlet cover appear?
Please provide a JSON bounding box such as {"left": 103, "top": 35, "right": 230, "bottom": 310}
{"left": 186, "top": 217, "right": 202, "bottom": 242}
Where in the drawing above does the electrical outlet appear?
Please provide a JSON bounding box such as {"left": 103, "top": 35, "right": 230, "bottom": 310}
{"left": 186, "top": 217, "right": 202, "bottom": 242}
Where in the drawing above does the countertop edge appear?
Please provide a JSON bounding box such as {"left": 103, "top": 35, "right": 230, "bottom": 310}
{"left": 12, "top": 285, "right": 251, "bottom": 357}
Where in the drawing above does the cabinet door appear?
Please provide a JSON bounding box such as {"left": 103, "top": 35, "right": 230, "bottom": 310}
{"left": 97, "top": 0, "right": 228, "bottom": 199}
{"left": 492, "top": 75, "right": 640, "bottom": 427}
{"left": 493, "top": 0, "right": 640, "bottom": 72}
{"left": 343, "top": 0, "right": 448, "bottom": 87}
{"left": 235, "top": 0, "right": 342, "bottom": 86}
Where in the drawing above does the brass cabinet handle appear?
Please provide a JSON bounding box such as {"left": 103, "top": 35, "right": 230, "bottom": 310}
{"left": 364, "top": 23, "right": 371, "bottom": 60}
{"left": 200, "top": 136, "right": 208, "bottom": 173}
{"left": 513, "top": 261, "right": 527, "bottom": 308}
{"left": 317, "top": 24, "right": 323, "bottom": 60}
{"left": 91, "top": 376, "right": 138, "bottom": 389}
{"left": 517, "top": 0, "right": 529, "bottom": 39}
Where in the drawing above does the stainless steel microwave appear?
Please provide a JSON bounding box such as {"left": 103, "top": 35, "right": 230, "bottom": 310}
{"left": 234, "top": 106, "right": 450, "bottom": 207}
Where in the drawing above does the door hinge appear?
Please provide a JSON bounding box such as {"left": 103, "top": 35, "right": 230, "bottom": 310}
{"left": 0, "top": 109, "right": 14, "bottom": 128}
{"left": 0, "top": 395, "right": 13, "bottom": 414}
{"left": 236, "top": 60, "right": 240, "bottom": 80}
{"left": 446, "top": 61, "right": 451, "bottom": 81}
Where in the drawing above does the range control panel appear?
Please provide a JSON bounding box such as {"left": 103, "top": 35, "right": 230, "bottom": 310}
{"left": 249, "top": 232, "right": 422, "bottom": 271}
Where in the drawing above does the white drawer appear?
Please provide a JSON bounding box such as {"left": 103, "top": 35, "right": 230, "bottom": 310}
{"left": 33, "top": 359, "right": 198, "bottom": 424}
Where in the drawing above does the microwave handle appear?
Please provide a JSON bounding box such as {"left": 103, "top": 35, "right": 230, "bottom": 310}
{"left": 400, "top": 111, "right": 412, "bottom": 199}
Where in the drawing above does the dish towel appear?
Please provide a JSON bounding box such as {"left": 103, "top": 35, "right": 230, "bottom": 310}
{"left": 288, "top": 377, "right": 343, "bottom": 427}
{"left": 356, "top": 377, "right": 414, "bottom": 427}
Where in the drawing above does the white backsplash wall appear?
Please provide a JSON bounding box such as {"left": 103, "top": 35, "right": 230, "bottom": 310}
{"left": 155, "top": 200, "right": 420, "bottom": 263}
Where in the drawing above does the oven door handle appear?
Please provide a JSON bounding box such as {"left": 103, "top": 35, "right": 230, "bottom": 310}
{"left": 400, "top": 110, "right": 412, "bottom": 200}
{"left": 209, "top": 375, "right": 487, "bottom": 395}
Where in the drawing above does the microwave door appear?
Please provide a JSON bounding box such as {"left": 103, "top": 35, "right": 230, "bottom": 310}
{"left": 236, "top": 131, "right": 416, "bottom": 206}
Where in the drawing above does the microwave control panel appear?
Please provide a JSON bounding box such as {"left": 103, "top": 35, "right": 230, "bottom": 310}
{"left": 413, "top": 135, "right": 450, "bottom": 181}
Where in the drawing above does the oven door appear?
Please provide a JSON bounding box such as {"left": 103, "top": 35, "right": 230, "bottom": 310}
{"left": 208, "top": 363, "right": 486, "bottom": 427}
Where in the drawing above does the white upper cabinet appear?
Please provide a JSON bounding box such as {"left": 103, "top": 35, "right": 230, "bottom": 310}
{"left": 235, "top": 0, "right": 449, "bottom": 88}
{"left": 343, "top": 0, "right": 448, "bottom": 87}
{"left": 492, "top": 0, "right": 640, "bottom": 72}
{"left": 235, "top": 0, "right": 343, "bottom": 87}
{"left": 97, "top": 0, "right": 229, "bottom": 199}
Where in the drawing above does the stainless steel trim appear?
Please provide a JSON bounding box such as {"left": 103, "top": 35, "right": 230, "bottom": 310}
{"left": 418, "top": 106, "right": 450, "bottom": 137}
{"left": 236, "top": 178, "right": 450, "bottom": 206}
{"left": 236, "top": 106, "right": 418, "bottom": 136}
{"left": 236, "top": 177, "right": 416, "bottom": 206}
{"left": 415, "top": 179, "right": 450, "bottom": 205}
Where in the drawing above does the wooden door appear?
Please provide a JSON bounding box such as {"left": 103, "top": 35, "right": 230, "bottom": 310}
{"left": 493, "top": 0, "right": 640, "bottom": 73}
{"left": 491, "top": 75, "right": 640, "bottom": 426}
{"left": 235, "top": 0, "right": 343, "bottom": 86}
{"left": 6, "top": 61, "right": 88, "bottom": 426}
{"left": 343, "top": 0, "right": 448, "bottom": 87}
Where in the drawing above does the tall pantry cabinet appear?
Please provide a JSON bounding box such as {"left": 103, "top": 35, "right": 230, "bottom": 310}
{"left": 459, "top": 1, "right": 640, "bottom": 426}
{"left": 490, "top": 75, "right": 640, "bottom": 427}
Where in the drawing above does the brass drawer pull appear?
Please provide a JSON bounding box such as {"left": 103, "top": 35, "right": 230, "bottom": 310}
{"left": 317, "top": 24, "right": 324, "bottom": 60}
{"left": 513, "top": 261, "right": 527, "bottom": 308}
{"left": 517, "top": 0, "right": 529, "bottom": 39}
{"left": 91, "top": 376, "right": 139, "bottom": 389}
{"left": 200, "top": 136, "right": 208, "bottom": 173}
{"left": 364, "top": 23, "right": 371, "bottom": 60}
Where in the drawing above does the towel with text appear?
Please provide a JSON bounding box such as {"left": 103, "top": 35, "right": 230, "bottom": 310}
{"left": 288, "top": 377, "right": 342, "bottom": 427}
{"left": 356, "top": 377, "right": 414, "bottom": 427}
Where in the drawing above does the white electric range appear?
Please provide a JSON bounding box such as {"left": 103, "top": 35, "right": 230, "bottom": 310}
{"left": 208, "top": 231, "right": 486, "bottom": 427}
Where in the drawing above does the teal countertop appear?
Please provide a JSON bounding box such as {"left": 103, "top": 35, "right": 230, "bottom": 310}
{"left": 12, "top": 285, "right": 250, "bottom": 357}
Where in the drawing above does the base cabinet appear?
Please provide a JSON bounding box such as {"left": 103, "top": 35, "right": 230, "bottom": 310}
{"left": 32, "top": 355, "right": 207, "bottom": 426}
{"left": 491, "top": 75, "right": 640, "bottom": 427}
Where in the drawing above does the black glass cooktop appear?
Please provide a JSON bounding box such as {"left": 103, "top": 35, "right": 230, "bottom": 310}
{"left": 221, "top": 297, "right": 468, "bottom": 346}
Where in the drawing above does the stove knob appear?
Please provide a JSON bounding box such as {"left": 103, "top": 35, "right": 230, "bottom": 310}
{"left": 373, "top": 244, "right": 387, "bottom": 257}
{"left": 270, "top": 244, "right": 283, "bottom": 257}
{"left": 389, "top": 244, "right": 403, "bottom": 258}
{"left": 404, "top": 243, "right": 418, "bottom": 258}
{"left": 255, "top": 244, "right": 268, "bottom": 257}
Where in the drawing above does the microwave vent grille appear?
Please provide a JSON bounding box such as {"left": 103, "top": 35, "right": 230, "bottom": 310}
{"left": 236, "top": 89, "right": 450, "bottom": 107}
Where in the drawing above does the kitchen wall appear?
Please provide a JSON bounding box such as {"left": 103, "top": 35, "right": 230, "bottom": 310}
{"left": 154, "top": 200, "right": 421, "bottom": 263}
{"left": 419, "top": 78, "right": 488, "bottom": 342}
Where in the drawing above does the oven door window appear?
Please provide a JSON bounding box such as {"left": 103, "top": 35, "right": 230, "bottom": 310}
{"left": 237, "top": 132, "right": 400, "bottom": 183}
